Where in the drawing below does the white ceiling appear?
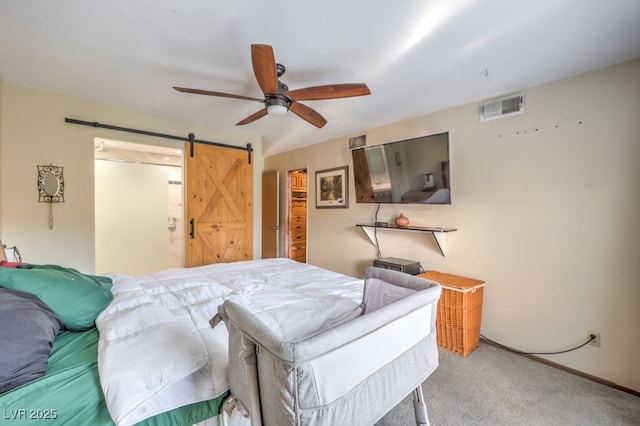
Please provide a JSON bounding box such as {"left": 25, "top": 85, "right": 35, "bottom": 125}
{"left": 1, "top": 1, "right": 639, "bottom": 156}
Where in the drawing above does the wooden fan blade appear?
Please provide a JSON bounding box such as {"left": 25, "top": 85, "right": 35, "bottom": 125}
{"left": 173, "top": 86, "right": 263, "bottom": 102}
{"left": 289, "top": 102, "right": 327, "bottom": 128}
{"left": 236, "top": 108, "right": 268, "bottom": 126}
{"left": 285, "top": 83, "right": 370, "bottom": 101}
{"left": 251, "top": 44, "right": 278, "bottom": 95}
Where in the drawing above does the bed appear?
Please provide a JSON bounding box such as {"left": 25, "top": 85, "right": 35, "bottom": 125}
{"left": 0, "top": 258, "right": 364, "bottom": 425}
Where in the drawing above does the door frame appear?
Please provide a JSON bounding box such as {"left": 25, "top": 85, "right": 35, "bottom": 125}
{"left": 93, "top": 137, "right": 184, "bottom": 274}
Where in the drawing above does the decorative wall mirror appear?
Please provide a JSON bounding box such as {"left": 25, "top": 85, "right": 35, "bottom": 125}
{"left": 37, "top": 164, "right": 65, "bottom": 229}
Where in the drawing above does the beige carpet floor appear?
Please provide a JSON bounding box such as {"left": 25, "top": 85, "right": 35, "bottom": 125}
{"left": 376, "top": 342, "right": 640, "bottom": 425}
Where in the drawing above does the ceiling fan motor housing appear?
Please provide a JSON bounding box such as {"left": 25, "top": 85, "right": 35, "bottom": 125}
{"left": 277, "top": 80, "right": 289, "bottom": 95}
{"left": 265, "top": 97, "right": 290, "bottom": 109}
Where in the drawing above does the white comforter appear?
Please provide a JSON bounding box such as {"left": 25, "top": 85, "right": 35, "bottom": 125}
{"left": 95, "top": 258, "right": 363, "bottom": 426}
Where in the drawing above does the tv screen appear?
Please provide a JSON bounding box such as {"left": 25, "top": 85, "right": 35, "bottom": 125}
{"left": 352, "top": 132, "right": 450, "bottom": 204}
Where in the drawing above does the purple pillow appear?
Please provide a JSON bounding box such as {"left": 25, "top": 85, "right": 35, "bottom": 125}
{"left": 0, "top": 288, "right": 62, "bottom": 393}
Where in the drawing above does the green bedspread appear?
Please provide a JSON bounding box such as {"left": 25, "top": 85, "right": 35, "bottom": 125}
{"left": 0, "top": 329, "right": 225, "bottom": 425}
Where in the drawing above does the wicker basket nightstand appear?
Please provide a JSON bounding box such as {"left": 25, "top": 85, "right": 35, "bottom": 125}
{"left": 418, "top": 271, "right": 485, "bottom": 356}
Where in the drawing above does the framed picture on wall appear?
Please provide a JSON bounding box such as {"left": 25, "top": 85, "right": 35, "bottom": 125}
{"left": 315, "top": 166, "right": 349, "bottom": 209}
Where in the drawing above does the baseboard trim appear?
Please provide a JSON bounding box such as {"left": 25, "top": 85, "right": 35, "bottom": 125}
{"left": 479, "top": 337, "right": 640, "bottom": 398}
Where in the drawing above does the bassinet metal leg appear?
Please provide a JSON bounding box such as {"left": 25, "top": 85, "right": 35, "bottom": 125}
{"left": 240, "top": 335, "right": 263, "bottom": 426}
{"left": 412, "top": 385, "right": 430, "bottom": 426}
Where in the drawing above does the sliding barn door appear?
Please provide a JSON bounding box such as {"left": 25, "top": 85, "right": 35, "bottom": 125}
{"left": 185, "top": 143, "right": 253, "bottom": 267}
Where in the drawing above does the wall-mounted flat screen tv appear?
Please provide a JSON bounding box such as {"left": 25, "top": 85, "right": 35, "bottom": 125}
{"left": 352, "top": 132, "right": 450, "bottom": 204}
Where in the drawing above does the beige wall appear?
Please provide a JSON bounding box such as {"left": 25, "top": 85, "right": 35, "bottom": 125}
{"left": 0, "top": 83, "right": 262, "bottom": 272}
{"left": 264, "top": 59, "right": 640, "bottom": 391}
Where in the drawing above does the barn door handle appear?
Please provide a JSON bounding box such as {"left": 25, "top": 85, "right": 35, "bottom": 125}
{"left": 189, "top": 218, "right": 195, "bottom": 239}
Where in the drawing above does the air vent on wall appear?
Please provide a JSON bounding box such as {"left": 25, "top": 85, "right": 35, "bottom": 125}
{"left": 480, "top": 92, "right": 524, "bottom": 122}
{"left": 348, "top": 135, "right": 367, "bottom": 149}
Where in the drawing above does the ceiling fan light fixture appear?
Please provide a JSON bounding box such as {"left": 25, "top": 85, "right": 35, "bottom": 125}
{"left": 267, "top": 103, "right": 288, "bottom": 116}
{"left": 265, "top": 97, "right": 290, "bottom": 116}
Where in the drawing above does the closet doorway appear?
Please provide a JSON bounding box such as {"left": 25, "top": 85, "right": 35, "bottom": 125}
{"left": 94, "top": 138, "right": 184, "bottom": 275}
{"left": 288, "top": 168, "right": 308, "bottom": 263}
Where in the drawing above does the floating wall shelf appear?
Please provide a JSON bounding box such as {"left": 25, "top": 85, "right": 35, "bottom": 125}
{"left": 356, "top": 223, "right": 457, "bottom": 256}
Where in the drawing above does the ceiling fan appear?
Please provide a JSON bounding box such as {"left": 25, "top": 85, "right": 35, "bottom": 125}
{"left": 173, "top": 44, "right": 370, "bottom": 128}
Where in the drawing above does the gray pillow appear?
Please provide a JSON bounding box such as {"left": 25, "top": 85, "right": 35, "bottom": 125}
{"left": 0, "top": 288, "right": 62, "bottom": 393}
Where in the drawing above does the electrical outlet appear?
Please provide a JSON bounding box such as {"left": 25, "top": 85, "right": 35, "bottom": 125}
{"left": 587, "top": 331, "right": 601, "bottom": 347}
